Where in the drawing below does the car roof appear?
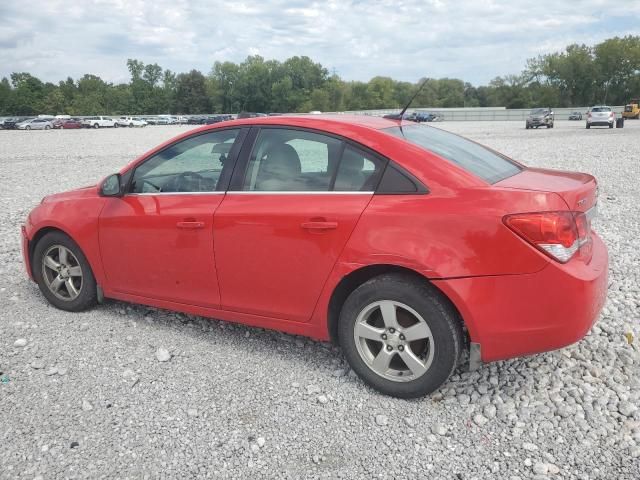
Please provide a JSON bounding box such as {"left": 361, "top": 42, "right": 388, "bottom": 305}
{"left": 227, "top": 114, "right": 402, "bottom": 131}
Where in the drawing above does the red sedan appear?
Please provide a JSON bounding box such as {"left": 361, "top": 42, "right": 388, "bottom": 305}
{"left": 21, "top": 116, "right": 607, "bottom": 397}
{"left": 61, "top": 118, "right": 84, "bottom": 129}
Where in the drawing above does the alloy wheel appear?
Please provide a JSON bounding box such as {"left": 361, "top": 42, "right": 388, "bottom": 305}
{"left": 353, "top": 300, "right": 435, "bottom": 382}
{"left": 41, "top": 245, "right": 83, "bottom": 301}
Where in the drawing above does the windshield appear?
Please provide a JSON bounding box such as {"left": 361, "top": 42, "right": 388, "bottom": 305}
{"left": 530, "top": 108, "right": 547, "bottom": 115}
{"left": 591, "top": 107, "right": 611, "bottom": 112}
{"left": 384, "top": 125, "right": 522, "bottom": 184}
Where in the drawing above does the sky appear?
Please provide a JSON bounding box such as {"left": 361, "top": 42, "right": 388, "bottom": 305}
{"left": 1, "top": 0, "right": 639, "bottom": 86}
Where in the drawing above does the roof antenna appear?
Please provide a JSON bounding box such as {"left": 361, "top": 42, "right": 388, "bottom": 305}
{"left": 398, "top": 78, "right": 428, "bottom": 121}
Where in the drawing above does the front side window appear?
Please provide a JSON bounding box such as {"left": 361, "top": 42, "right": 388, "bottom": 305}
{"left": 131, "top": 129, "right": 240, "bottom": 193}
{"left": 242, "top": 129, "right": 342, "bottom": 191}
{"left": 385, "top": 125, "right": 521, "bottom": 184}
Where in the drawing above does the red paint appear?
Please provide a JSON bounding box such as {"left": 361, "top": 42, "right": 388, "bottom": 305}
{"left": 21, "top": 115, "right": 608, "bottom": 363}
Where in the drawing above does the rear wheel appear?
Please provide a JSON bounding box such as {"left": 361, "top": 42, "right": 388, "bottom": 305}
{"left": 45, "top": 125, "right": 51, "bottom": 130}
{"left": 26, "top": 126, "right": 31, "bottom": 130}
{"left": 33, "top": 232, "right": 97, "bottom": 312}
{"left": 114, "top": 123, "right": 119, "bottom": 128}
{"left": 338, "top": 274, "right": 463, "bottom": 398}
{"left": 93, "top": 123, "right": 99, "bottom": 129}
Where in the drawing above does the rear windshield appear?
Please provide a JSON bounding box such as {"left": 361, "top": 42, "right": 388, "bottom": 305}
{"left": 384, "top": 125, "right": 522, "bottom": 184}
{"left": 591, "top": 107, "right": 611, "bottom": 112}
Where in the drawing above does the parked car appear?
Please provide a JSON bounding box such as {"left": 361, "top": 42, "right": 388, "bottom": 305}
{"left": 187, "top": 116, "right": 206, "bottom": 125}
{"left": 568, "top": 111, "right": 583, "bottom": 120}
{"left": 17, "top": 118, "right": 53, "bottom": 130}
{"left": 410, "top": 112, "right": 441, "bottom": 122}
{"left": 117, "top": 117, "right": 148, "bottom": 127}
{"left": 586, "top": 106, "right": 615, "bottom": 129}
{"left": 2, "top": 117, "right": 31, "bottom": 129}
{"left": 61, "top": 118, "right": 84, "bottom": 129}
{"left": 525, "top": 108, "right": 554, "bottom": 129}
{"left": 82, "top": 116, "right": 118, "bottom": 129}
{"left": 203, "top": 115, "right": 234, "bottom": 124}
{"left": 21, "top": 115, "right": 607, "bottom": 398}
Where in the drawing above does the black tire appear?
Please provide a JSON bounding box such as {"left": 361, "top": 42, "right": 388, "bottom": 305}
{"left": 338, "top": 274, "right": 464, "bottom": 398}
{"left": 26, "top": 125, "right": 31, "bottom": 130}
{"left": 45, "top": 125, "right": 51, "bottom": 130}
{"left": 93, "top": 123, "right": 99, "bottom": 129}
{"left": 525, "top": 123, "right": 530, "bottom": 129}
{"left": 32, "top": 231, "right": 97, "bottom": 312}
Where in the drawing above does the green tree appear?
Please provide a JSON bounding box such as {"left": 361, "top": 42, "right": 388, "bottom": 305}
{"left": 174, "top": 70, "right": 210, "bottom": 114}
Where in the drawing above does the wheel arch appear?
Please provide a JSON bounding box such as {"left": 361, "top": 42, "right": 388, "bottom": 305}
{"left": 28, "top": 226, "right": 97, "bottom": 282}
{"left": 326, "top": 264, "right": 469, "bottom": 348}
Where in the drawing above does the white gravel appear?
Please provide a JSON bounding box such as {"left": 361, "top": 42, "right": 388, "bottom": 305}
{"left": 0, "top": 122, "right": 639, "bottom": 479}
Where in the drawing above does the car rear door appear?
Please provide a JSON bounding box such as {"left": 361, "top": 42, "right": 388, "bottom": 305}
{"left": 214, "top": 127, "right": 386, "bottom": 322}
{"left": 99, "top": 128, "right": 247, "bottom": 307}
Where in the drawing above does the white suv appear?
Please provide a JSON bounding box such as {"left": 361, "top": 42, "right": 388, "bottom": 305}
{"left": 116, "top": 116, "right": 148, "bottom": 127}
{"left": 586, "top": 106, "right": 615, "bottom": 129}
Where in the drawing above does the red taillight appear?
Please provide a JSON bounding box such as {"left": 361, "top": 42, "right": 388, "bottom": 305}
{"left": 504, "top": 211, "right": 591, "bottom": 263}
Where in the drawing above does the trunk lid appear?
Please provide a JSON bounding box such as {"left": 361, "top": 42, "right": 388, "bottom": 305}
{"left": 496, "top": 167, "right": 597, "bottom": 212}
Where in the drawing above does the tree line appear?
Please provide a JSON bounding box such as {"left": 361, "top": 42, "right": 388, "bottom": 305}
{"left": 1, "top": 36, "right": 638, "bottom": 116}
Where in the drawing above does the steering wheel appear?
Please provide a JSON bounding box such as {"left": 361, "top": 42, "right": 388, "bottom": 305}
{"left": 141, "top": 179, "right": 162, "bottom": 192}
{"left": 174, "top": 171, "right": 206, "bottom": 192}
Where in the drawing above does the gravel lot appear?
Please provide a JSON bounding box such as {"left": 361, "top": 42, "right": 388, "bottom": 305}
{"left": 1, "top": 121, "right": 639, "bottom": 479}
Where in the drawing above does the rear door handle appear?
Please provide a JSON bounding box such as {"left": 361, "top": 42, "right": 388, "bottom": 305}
{"left": 301, "top": 221, "right": 338, "bottom": 230}
{"left": 176, "top": 220, "right": 205, "bottom": 229}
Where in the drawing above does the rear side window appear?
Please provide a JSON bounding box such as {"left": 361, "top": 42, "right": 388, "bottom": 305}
{"left": 334, "top": 146, "right": 385, "bottom": 192}
{"left": 242, "top": 129, "right": 342, "bottom": 191}
{"left": 385, "top": 125, "right": 522, "bottom": 184}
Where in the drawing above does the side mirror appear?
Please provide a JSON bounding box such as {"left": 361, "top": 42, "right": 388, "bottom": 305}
{"left": 100, "top": 173, "right": 123, "bottom": 197}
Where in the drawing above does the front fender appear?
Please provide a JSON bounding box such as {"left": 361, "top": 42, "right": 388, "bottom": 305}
{"left": 25, "top": 195, "right": 107, "bottom": 286}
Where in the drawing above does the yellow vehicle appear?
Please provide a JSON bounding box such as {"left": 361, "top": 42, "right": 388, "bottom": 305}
{"left": 623, "top": 98, "right": 639, "bottom": 119}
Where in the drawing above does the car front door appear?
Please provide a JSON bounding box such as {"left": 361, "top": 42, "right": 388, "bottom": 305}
{"left": 99, "top": 128, "right": 246, "bottom": 307}
{"left": 214, "top": 127, "right": 386, "bottom": 322}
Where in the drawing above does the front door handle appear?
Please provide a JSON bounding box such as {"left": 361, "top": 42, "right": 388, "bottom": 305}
{"left": 301, "top": 221, "right": 338, "bottom": 230}
{"left": 176, "top": 220, "right": 205, "bottom": 229}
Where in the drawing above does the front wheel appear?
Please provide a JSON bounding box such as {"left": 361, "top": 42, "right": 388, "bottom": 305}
{"left": 33, "top": 232, "right": 97, "bottom": 312}
{"left": 338, "top": 274, "right": 464, "bottom": 398}
{"left": 93, "top": 123, "right": 99, "bottom": 129}
{"left": 26, "top": 126, "right": 31, "bottom": 130}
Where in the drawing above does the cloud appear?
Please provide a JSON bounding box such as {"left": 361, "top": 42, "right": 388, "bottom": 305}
{"left": 0, "top": 0, "right": 638, "bottom": 85}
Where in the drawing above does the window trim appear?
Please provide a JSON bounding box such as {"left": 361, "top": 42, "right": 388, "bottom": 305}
{"left": 124, "top": 127, "right": 248, "bottom": 195}
{"left": 228, "top": 125, "right": 393, "bottom": 193}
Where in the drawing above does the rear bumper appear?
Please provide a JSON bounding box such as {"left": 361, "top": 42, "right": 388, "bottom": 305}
{"left": 434, "top": 233, "right": 608, "bottom": 362}
{"left": 588, "top": 120, "right": 613, "bottom": 126}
